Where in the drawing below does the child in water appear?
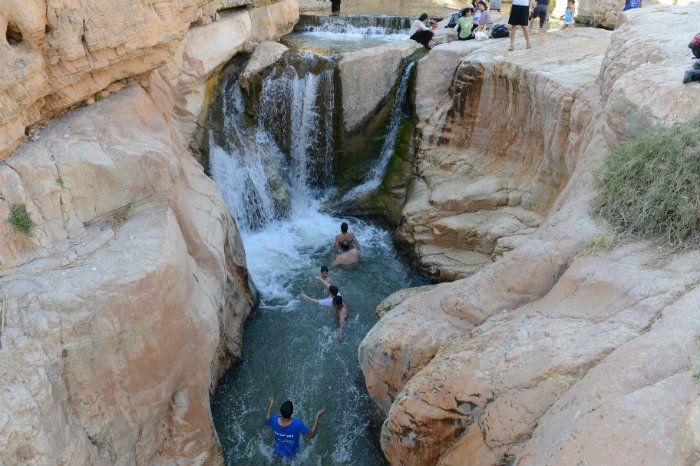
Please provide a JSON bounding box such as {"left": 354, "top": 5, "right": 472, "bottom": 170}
{"left": 561, "top": 0, "right": 575, "bottom": 29}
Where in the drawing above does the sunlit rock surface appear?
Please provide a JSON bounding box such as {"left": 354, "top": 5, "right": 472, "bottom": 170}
{"left": 0, "top": 0, "right": 298, "bottom": 159}
{"left": 339, "top": 40, "right": 422, "bottom": 133}
{"left": 361, "top": 5, "right": 700, "bottom": 466}
{"left": 0, "top": 86, "right": 257, "bottom": 465}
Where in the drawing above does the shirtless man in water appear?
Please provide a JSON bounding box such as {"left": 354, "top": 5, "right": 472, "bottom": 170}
{"left": 332, "top": 241, "right": 359, "bottom": 265}
{"left": 332, "top": 296, "right": 350, "bottom": 342}
{"left": 333, "top": 222, "right": 359, "bottom": 251}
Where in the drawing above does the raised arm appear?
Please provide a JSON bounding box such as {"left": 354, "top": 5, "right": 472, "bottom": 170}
{"left": 301, "top": 293, "right": 320, "bottom": 304}
{"left": 315, "top": 277, "right": 331, "bottom": 289}
{"left": 305, "top": 409, "right": 325, "bottom": 438}
{"left": 265, "top": 398, "right": 273, "bottom": 425}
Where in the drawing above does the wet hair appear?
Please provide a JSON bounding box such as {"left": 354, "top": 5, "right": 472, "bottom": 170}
{"left": 329, "top": 285, "right": 339, "bottom": 297}
{"left": 280, "top": 400, "right": 293, "bottom": 418}
{"left": 320, "top": 265, "right": 328, "bottom": 272}
{"left": 340, "top": 241, "right": 350, "bottom": 251}
{"left": 419, "top": 13, "right": 428, "bottom": 21}
{"left": 341, "top": 222, "right": 348, "bottom": 233}
{"left": 333, "top": 296, "right": 343, "bottom": 306}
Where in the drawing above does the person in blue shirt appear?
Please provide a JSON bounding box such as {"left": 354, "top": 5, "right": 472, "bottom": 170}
{"left": 264, "top": 398, "right": 325, "bottom": 458}
{"left": 613, "top": 0, "right": 642, "bottom": 25}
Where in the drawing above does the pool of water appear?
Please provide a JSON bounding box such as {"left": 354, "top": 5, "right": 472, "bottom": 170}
{"left": 211, "top": 201, "right": 429, "bottom": 466}
{"left": 281, "top": 30, "right": 409, "bottom": 55}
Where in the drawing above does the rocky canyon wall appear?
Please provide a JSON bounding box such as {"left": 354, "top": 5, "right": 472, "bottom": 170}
{"left": 0, "top": 0, "right": 298, "bottom": 160}
{"left": 360, "top": 5, "right": 700, "bottom": 466}
{"left": 0, "top": 0, "right": 298, "bottom": 464}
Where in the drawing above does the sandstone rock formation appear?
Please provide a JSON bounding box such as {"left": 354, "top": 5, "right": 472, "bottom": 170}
{"left": 339, "top": 40, "right": 422, "bottom": 133}
{"left": 0, "top": 0, "right": 298, "bottom": 160}
{"left": 0, "top": 0, "right": 300, "bottom": 464}
{"left": 0, "top": 85, "right": 256, "bottom": 465}
{"left": 398, "top": 28, "right": 609, "bottom": 280}
{"left": 576, "top": 0, "right": 695, "bottom": 29}
{"left": 360, "top": 5, "right": 700, "bottom": 465}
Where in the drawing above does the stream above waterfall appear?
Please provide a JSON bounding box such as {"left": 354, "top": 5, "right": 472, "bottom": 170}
{"left": 208, "top": 18, "right": 429, "bottom": 465}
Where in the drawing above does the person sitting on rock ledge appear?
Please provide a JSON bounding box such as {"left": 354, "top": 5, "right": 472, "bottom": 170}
{"left": 332, "top": 241, "right": 360, "bottom": 265}
{"left": 264, "top": 398, "right": 324, "bottom": 459}
{"left": 409, "top": 13, "right": 436, "bottom": 49}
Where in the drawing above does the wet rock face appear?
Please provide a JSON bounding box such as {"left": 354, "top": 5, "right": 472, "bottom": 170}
{"left": 361, "top": 5, "right": 700, "bottom": 466}
{"left": 0, "top": 86, "right": 257, "bottom": 465}
{"left": 399, "top": 28, "right": 609, "bottom": 281}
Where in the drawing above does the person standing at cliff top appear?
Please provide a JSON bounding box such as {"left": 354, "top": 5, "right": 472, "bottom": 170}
{"left": 613, "top": 0, "right": 642, "bottom": 25}
{"left": 330, "top": 0, "right": 341, "bottom": 14}
{"left": 334, "top": 222, "right": 359, "bottom": 251}
{"left": 508, "top": 0, "right": 534, "bottom": 50}
{"left": 265, "top": 399, "right": 324, "bottom": 458}
{"left": 529, "top": 0, "right": 549, "bottom": 33}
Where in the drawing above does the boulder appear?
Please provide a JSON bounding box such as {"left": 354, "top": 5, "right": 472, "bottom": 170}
{"left": 338, "top": 40, "right": 422, "bottom": 133}
{"left": 576, "top": 0, "right": 695, "bottom": 29}
{"left": 240, "top": 41, "right": 290, "bottom": 93}
{"left": 400, "top": 28, "right": 610, "bottom": 280}
{"left": 0, "top": 86, "right": 256, "bottom": 465}
{"left": 0, "top": 0, "right": 299, "bottom": 160}
{"left": 361, "top": 6, "right": 700, "bottom": 466}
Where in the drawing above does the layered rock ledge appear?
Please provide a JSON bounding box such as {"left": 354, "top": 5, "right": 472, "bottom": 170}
{"left": 1, "top": 0, "right": 299, "bottom": 160}
{"left": 360, "top": 5, "right": 700, "bottom": 466}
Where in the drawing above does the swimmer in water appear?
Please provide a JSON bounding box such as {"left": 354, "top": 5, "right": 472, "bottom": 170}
{"left": 333, "top": 222, "right": 359, "bottom": 251}
{"left": 315, "top": 265, "right": 331, "bottom": 286}
{"left": 332, "top": 295, "right": 350, "bottom": 342}
{"left": 332, "top": 241, "right": 359, "bottom": 265}
{"left": 301, "top": 285, "right": 340, "bottom": 308}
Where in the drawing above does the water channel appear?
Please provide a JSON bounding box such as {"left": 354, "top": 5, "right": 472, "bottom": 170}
{"left": 209, "top": 15, "right": 430, "bottom": 465}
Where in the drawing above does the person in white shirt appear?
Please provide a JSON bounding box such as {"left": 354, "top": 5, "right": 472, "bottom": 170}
{"left": 409, "top": 13, "right": 435, "bottom": 48}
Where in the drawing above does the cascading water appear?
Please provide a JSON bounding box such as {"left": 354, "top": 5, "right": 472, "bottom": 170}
{"left": 342, "top": 58, "right": 417, "bottom": 202}
{"left": 209, "top": 49, "right": 428, "bottom": 465}
{"left": 281, "top": 15, "right": 411, "bottom": 55}
{"left": 294, "top": 14, "right": 413, "bottom": 34}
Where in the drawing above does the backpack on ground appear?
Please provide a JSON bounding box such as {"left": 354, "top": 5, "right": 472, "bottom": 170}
{"left": 491, "top": 24, "right": 509, "bottom": 38}
{"left": 447, "top": 12, "right": 460, "bottom": 28}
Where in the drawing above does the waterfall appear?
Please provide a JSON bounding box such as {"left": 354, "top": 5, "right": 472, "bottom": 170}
{"left": 342, "top": 59, "right": 416, "bottom": 202}
{"left": 294, "top": 14, "right": 413, "bottom": 35}
{"left": 209, "top": 52, "right": 336, "bottom": 232}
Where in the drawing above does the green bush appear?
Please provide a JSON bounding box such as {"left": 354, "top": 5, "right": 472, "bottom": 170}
{"left": 593, "top": 117, "right": 700, "bottom": 248}
{"left": 7, "top": 204, "right": 36, "bottom": 236}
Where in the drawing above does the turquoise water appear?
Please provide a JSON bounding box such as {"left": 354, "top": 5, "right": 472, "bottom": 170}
{"left": 211, "top": 204, "right": 428, "bottom": 465}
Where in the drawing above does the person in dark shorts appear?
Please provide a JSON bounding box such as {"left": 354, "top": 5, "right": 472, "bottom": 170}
{"left": 508, "top": 0, "right": 534, "bottom": 50}
{"left": 409, "top": 13, "right": 434, "bottom": 48}
{"left": 529, "top": 0, "right": 549, "bottom": 33}
{"left": 265, "top": 399, "right": 325, "bottom": 458}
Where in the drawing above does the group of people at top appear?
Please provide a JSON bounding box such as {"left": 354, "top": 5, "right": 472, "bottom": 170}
{"left": 300, "top": 222, "right": 359, "bottom": 343}
{"left": 411, "top": 0, "right": 641, "bottom": 52}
